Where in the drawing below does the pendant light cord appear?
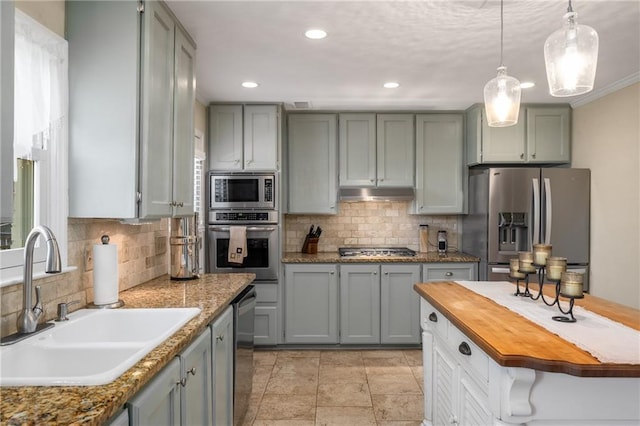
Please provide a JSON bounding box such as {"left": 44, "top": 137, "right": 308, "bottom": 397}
{"left": 499, "top": 0, "right": 504, "bottom": 67}
{"left": 567, "top": 0, "right": 573, "bottom": 13}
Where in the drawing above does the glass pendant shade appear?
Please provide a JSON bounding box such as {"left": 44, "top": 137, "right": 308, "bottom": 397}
{"left": 544, "top": 11, "right": 599, "bottom": 97}
{"left": 484, "top": 66, "right": 522, "bottom": 127}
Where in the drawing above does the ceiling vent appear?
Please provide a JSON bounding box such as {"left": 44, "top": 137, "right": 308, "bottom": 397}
{"left": 292, "top": 101, "right": 312, "bottom": 109}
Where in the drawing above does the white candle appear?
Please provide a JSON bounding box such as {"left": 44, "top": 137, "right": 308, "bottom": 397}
{"left": 533, "top": 244, "right": 552, "bottom": 265}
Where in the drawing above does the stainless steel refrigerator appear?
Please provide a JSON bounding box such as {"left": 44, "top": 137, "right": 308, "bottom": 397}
{"left": 462, "top": 168, "right": 590, "bottom": 291}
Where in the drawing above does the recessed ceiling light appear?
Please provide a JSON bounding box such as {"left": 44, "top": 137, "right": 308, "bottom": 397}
{"left": 305, "top": 29, "right": 327, "bottom": 40}
{"left": 520, "top": 81, "right": 535, "bottom": 89}
{"left": 383, "top": 82, "right": 400, "bottom": 89}
{"left": 241, "top": 81, "right": 259, "bottom": 88}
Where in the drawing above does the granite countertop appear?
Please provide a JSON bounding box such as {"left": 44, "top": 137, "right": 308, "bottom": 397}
{"left": 0, "top": 273, "right": 255, "bottom": 426}
{"left": 281, "top": 251, "right": 479, "bottom": 263}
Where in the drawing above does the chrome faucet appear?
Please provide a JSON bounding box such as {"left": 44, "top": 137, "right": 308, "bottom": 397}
{"left": 17, "top": 225, "right": 61, "bottom": 334}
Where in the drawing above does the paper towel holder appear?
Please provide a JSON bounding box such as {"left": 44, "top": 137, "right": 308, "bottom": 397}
{"left": 87, "top": 235, "right": 125, "bottom": 309}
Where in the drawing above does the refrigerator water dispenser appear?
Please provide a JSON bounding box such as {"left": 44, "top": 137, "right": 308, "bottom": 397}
{"left": 498, "top": 212, "right": 528, "bottom": 253}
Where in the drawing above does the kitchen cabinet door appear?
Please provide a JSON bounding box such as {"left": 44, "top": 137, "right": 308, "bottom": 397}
{"left": 340, "top": 264, "right": 381, "bottom": 344}
{"left": 287, "top": 114, "right": 338, "bottom": 214}
{"left": 380, "top": 264, "right": 421, "bottom": 344}
{"left": 339, "top": 113, "right": 377, "bottom": 187}
{"left": 211, "top": 305, "right": 234, "bottom": 426}
{"left": 67, "top": 1, "right": 196, "bottom": 219}
{"left": 128, "top": 358, "right": 181, "bottom": 426}
{"left": 244, "top": 105, "right": 279, "bottom": 170}
{"left": 179, "top": 328, "right": 213, "bottom": 426}
{"left": 284, "top": 264, "right": 339, "bottom": 343}
{"left": 526, "top": 106, "right": 570, "bottom": 163}
{"left": 171, "top": 26, "right": 197, "bottom": 217}
{"left": 414, "top": 114, "right": 465, "bottom": 214}
{"left": 376, "top": 114, "right": 415, "bottom": 187}
{"left": 209, "top": 105, "right": 244, "bottom": 171}
{"left": 254, "top": 283, "right": 279, "bottom": 346}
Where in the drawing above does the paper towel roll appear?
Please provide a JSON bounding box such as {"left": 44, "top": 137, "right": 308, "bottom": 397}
{"left": 93, "top": 243, "right": 119, "bottom": 305}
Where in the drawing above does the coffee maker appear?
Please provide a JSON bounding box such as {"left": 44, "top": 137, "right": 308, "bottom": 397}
{"left": 437, "top": 230, "right": 448, "bottom": 255}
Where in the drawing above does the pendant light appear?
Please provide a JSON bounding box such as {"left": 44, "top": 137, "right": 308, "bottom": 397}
{"left": 544, "top": 0, "right": 599, "bottom": 97}
{"left": 484, "top": 0, "right": 521, "bottom": 127}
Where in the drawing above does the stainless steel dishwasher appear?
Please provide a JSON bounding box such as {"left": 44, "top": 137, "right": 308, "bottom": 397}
{"left": 233, "top": 285, "right": 256, "bottom": 426}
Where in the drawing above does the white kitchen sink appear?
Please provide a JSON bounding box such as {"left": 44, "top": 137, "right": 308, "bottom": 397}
{"left": 0, "top": 307, "right": 200, "bottom": 386}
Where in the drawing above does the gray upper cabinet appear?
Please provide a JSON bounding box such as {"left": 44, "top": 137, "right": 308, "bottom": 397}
{"left": 413, "top": 114, "right": 465, "bottom": 215}
{"left": 526, "top": 107, "right": 571, "bottom": 163}
{"left": 208, "top": 104, "right": 279, "bottom": 171}
{"left": 466, "top": 104, "right": 570, "bottom": 166}
{"left": 287, "top": 114, "right": 338, "bottom": 214}
{"left": 339, "top": 113, "right": 377, "bottom": 187}
{"left": 376, "top": 114, "right": 415, "bottom": 187}
{"left": 339, "top": 113, "right": 415, "bottom": 187}
{"left": 67, "top": 1, "right": 196, "bottom": 219}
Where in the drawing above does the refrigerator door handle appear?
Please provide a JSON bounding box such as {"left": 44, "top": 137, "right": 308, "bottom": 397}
{"left": 544, "top": 178, "right": 552, "bottom": 245}
{"left": 532, "top": 178, "right": 540, "bottom": 248}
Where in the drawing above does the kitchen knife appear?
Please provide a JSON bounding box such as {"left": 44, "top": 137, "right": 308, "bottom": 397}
{"left": 308, "top": 225, "right": 314, "bottom": 237}
{"left": 315, "top": 226, "right": 322, "bottom": 238}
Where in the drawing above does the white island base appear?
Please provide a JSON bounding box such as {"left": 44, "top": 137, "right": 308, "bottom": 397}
{"left": 419, "top": 295, "right": 640, "bottom": 426}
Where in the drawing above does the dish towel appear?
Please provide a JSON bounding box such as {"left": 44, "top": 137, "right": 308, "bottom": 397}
{"left": 228, "top": 226, "right": 247, "bottom": 264}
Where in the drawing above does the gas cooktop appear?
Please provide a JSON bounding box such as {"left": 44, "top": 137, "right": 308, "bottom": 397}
{"left": 338, "top": 247, "right": 417, "bottom": 257}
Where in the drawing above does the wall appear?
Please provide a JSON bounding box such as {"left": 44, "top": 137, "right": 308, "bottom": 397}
{"left": 572, "top": 82, "right": 640, "bottom": 309}
{"left": 285, "top": 201, "right": 459, "bottom": 253}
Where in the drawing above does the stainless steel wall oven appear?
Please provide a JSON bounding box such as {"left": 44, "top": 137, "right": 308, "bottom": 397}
{"left": 207, "top": 210, "right": 279, "bottom": 281}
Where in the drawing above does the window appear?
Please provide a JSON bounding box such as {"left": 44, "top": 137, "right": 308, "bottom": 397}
{"left": 0, "top": 7, "right": 68, "bottom": 286}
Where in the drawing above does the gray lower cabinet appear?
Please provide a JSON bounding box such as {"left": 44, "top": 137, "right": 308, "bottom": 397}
{"left": 340, "top": 264, "right": 421, "bottom": 345}
{"left": 180, "top": 328, "right": 213, "bottom": 426}
{"left": 422, "top": 262, "right": 478, "bottom": 282}
{"left": 340, "top": 264, "right": 381, "bottom": 344}
{"left": 211, "top": 305, "right": 234, "bottom": 426}
{"left": 128, "top": 308, "right": 233, "bottom": 426}
{"left": 129, "top": 330, "right": 214, "bottom": 426}
{"left": 380, "top": 264, "right": 422, "bottom": 344}
{"left": 128, "top": 358, "right": 181, "bottom": 425}
{"left": 284, "top": 264, "right": 339, "bottom": 344}
{"left": 255, "top": 283, "right": 279, "bottom": 346}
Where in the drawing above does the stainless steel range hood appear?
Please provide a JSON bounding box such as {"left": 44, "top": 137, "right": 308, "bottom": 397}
{"left": 339, "top": 187, "right": 415, "bottom": 202}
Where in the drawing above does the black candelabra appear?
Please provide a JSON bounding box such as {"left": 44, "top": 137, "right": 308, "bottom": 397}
{"left": 511, "top": 264, "right": 583, "bottom": 323}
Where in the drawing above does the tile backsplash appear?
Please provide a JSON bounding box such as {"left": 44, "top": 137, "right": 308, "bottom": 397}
{"left": 1, "top": 218, "right": 169, "bottom": 337}
{"left": 285, "top": 201, "right": 460, "bottom": 253}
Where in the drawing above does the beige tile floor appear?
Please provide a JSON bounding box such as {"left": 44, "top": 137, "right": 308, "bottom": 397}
{"left": 242, "top": 349, "right": 424, "bottom": 426}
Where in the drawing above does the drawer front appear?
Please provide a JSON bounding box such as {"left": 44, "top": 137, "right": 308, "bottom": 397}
{"left": 448, "top": 322, "right": 489, "bottom": 383}
{"left": 423, "top": 263, "right": 476, "bottom": 281}
{"left": 255, "top": 283, "right": 278, "bottom": 303}
{"left": 420, "top": 298, "right": 448, "bottom": 339}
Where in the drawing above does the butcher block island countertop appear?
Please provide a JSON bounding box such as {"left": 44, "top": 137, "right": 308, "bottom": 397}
{"left": 414, "top": 281, "right": 640, "bottom": 377}
{"left": 0, "top": 273, "right": 255, "bottom": 426}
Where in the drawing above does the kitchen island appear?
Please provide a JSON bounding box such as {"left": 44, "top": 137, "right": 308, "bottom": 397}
{"left": 0, "top": 273, "right": 255, "bottom": 425}
{"left": 415, "top": 280, "right": 640, "bottom": 426}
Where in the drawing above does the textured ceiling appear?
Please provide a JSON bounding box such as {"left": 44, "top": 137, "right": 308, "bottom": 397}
{"left": 166, "top": 0, "right": 640, "bottom": 110}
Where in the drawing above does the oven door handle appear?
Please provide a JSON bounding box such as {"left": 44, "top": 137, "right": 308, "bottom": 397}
{"left": 209, "top": 226, "right": 276, "bottom": 232}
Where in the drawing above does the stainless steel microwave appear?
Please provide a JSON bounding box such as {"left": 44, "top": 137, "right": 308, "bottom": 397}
{"left": 209, "top": 173, "right": 276, "bottom": 210}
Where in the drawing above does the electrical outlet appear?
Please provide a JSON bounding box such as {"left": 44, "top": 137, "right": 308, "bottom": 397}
{"left": 84, "top": 247, "right": 93, "bottom": 271}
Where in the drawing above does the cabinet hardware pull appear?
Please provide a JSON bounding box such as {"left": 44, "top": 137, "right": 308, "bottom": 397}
{"left": 445, "top": 272, "right": 453, "bottom": 277}
{"left": 179, "top": 377, "right": 187, "bottom": 387}
{"left": 187, "top": 367, "right": 197, "bottom": 376}
{"left": 216, "top": 335, "right": 224, "bottom": 342}
{"left": 458, "top": 341, "right": 472, "bottom": 356}
{"left": 520, "top": 153, "right": 525, "bottom": 159}
{"left": 532, "top": 153, "right": 537, "bottom": 159}
{"left": 428, "top": 312, "right": 438, "bottom": 322}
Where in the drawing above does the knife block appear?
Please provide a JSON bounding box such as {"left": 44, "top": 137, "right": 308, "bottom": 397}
{"left": 301, "top": 237, "right": 319, "bottom": 254}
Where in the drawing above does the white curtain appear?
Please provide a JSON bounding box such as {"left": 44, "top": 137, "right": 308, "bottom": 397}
{"left": 13, "top": 9, "right": 68, "bottom": 231}
{"left": 13, "top": 9, "right": 68, "bottom": 176}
